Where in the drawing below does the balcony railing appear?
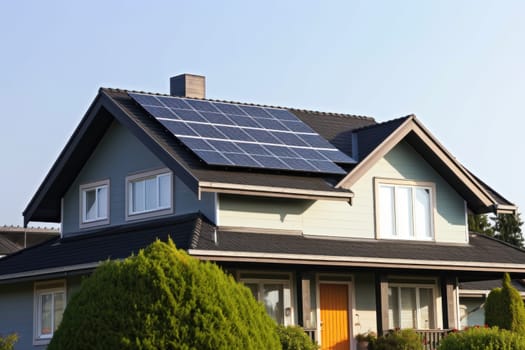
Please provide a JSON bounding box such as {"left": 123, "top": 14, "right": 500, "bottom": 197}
{"left": 416, "top": 329, "right": 453, "bottom": 350}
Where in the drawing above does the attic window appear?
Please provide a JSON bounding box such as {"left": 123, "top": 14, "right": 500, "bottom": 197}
{"left": 126, "top": 168, "right": 173, "bottom": 221}
{"left": 375, "top": 179, "right": 435, "bottom": 241}
{"left": 79, "top": 180, "right": 109, "bottom": 228}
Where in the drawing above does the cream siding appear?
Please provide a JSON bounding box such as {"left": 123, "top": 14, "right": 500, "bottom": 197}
{"left": 218, "top": 140, "right": 467, "bottom": 243}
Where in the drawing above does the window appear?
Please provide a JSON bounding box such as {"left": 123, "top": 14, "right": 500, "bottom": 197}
{"left": 34, "top": 281, "right": 66, "bottom": 344}
{"left": 126, "top": 169, "right": 173, "bottom": 220}
{"left": 80, "top": 180, "right": 109, "bottom": 228}
{"left": 376, "top": 179, "right": 434, "bottom": 240}
{"left": 239, "top": 272, "right": 293, "bottom": 325}
{"left": 388, "top": 284, "right": 435, "bottom": 330}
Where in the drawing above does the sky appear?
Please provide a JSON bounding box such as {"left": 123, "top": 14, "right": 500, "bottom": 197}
{"left": 0, "top": 1, "right": 524, "bottom": 227}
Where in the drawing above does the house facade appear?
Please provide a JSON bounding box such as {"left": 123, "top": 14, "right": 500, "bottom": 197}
{"left": 1, "top": 74, "right": 525, "bottom": 349}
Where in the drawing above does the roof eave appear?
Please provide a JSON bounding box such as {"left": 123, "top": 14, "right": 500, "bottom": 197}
{"left": 199, "top": 181, "right": 353, "bottom": 202}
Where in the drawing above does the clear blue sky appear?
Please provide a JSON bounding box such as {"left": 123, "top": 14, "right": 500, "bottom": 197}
{"left": 1, "top": 1, "right": 524, "bottom": 227}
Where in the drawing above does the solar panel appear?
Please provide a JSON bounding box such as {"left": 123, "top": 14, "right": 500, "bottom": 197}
{"left": 128, "top": 92, "right": 356, "bottom": 174}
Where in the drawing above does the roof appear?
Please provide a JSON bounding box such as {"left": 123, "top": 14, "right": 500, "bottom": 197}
{"left": 190, "top": 230, "right": 525, "bottom": 275}
{"left": 3, "top": 215, "right": 525, "bottom": 282}
{"left": 0, "top": 213, "right": 211, "bottom": 281}
{"left": 23, "top": 87, "right": 516, "bottom": 224}
{"left": 0, "top": 236, "right": 21, "bottom": 256}
{"left": 459, "top": 279, "right": 525, "bottom": 293}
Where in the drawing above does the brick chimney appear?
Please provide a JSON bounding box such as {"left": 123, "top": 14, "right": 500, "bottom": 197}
{"left": 170, "top": 74, "right": 206, "bottom": 99}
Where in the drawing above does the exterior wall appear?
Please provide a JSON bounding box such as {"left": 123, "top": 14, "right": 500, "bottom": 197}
{"left": 353, "top": 273, "right": 378, "bottom": 335}
{"left": 0, "top": 275, "right": 83, "bottom": 350}
{"left": 62, "top": 121, "right": 215, "bottom": 236}
{"left": 219, "top": 141, "right": 467, "bottom": 243}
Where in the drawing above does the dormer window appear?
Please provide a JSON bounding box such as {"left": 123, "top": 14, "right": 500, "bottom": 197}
{"left": 79, "top": 180, "right": 109, "bottom": 228}
{"left": 375, "top": 179, "right": 435, "bottom": 240}
{"left": 126, "top": 168, "right": 173, "bottom": 221}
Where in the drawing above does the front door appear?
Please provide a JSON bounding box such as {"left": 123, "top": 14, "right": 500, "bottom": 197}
{"left": 320, "top": 283, "right": 350, "bottom": 350}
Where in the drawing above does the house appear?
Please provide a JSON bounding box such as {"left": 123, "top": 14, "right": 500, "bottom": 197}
{"left": 459, "top": 279, "right": 525, "bottom": 328}
{"left": 0, "top": 226, "right": 59, "bottom": 258}
{"left": 1, "top": 73, "right": 524, "bottom": 350}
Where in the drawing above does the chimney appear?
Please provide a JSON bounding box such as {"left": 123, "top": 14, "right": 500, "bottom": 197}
{"left": 170, "top": 74, "right": 206, "bottom": 99}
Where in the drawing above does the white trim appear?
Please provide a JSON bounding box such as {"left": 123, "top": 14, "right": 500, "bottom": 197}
{"left": 125, "top": 168, "right": 174, "bottom": 221}
{"left": 33, "top": 279, "right": 66, "bottom": 346}
{"left": 188, "top": 249, "right": 525, "bottom": 272}
{"left": 79, "top": 179, "right": 110, "bottom": 229}
{"left": 374, "top": 178, "right": 436, "bottom": 241}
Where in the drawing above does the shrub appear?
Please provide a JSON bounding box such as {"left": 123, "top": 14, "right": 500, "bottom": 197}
{"left": 277, "top": 325, "right": 318, "bottom": 350}
{"left": 374, "top": 329, "right": 423, "bottom": 350}
{"left": 48, "top": 239, "right": 280, "bottom": 350}
{"left": 0, "top": 333, "right": 18, "bottom": 350}
{"left": 485, "top": 273, "right": 525, "bottom": 332}
{"left": 438, "top": 326, "right": 525, "bottom": 350}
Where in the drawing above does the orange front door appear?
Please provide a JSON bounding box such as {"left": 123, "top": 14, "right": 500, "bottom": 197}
{"left": 320, "top": 283, "right": 350, "bottom": 350}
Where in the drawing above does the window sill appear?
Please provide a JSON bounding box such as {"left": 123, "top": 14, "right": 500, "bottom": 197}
{"left": 33, "top": 338, "right": 51, "bottom": 346}
{"left": 79, "top": 218, "right": 110, "bottom": 229}
{"left": 125, "top": 207, "right": 173, "bottom": 222}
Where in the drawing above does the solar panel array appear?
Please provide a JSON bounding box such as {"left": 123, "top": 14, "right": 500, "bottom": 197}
{"left": 129, "top": 92, "right": 356, "bottom": 174}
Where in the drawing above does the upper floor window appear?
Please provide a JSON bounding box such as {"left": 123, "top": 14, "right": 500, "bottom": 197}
{"left": 375, "top": 179, "right": 434, "bottom": 240}
{"left": 126, "top": 169, "right": 173, "bottom": 220}
{"left": 34, "top": 280, "right": 66, "bottom": 345}
{"left": 80, "top": 180, "right": 109, "bottom": 228}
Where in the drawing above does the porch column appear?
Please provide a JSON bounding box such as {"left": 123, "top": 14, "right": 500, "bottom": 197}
{"left": 440, "top": 276, "right": 457, "bottom": 329}
{"left": 296, "top": 270, "right": 303, "bottom": 327}
{"left": 374, "top": 273, "right": 389, "bottom": 335}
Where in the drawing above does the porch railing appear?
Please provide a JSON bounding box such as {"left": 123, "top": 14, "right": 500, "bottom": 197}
{"left": 303, "top": 328, "right": 316, "bottom": 343}
{"left": 416, "top": 329, "right": 453, "bottom": 350}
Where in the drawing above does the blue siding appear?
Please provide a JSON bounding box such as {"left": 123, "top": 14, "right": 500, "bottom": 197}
{"left": 62, "top": 121, "right": 215, "bottom": 236}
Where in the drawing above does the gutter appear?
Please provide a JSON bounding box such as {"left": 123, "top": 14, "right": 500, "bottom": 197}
{"left": 188, "top": 249, "right": 525, "bottom": 273}
{"left": 0, "top": 262, "right": 101, "bottom": 283}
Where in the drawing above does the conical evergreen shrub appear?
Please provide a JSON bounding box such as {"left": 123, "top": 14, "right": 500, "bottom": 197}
{"left": 485, "top": 273, "right": 525, "bottom": 333}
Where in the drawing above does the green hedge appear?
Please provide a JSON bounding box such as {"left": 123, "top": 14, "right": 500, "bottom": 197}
{"left": 276, "top": 325, "right": 318, "bottom": 350}
{"left": 372, "top": 329, "right": 423, "bottom": 350}
{"left": 48, "top": 239, "right": 280, "bottom": 350}
{"left": 0, "top": 334, "right": 18, "bottom": 350}
{"left": 438, "top": 327, "right": 525, "bottom": 350}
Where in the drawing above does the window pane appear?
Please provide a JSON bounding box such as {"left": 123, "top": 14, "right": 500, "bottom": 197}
{"left": 388, "top": 287, "right": 400, "bottom": 329}
{"left": 263, "top": 284, "right": 284, "bottom": 324}
{"left": 54, "top": 292, "right": 65, "bottom": 331}
{"left": 40, "top": 294, "right": 52, "bottom": 336}
{"left": 85, "top": 190, "right": 97, "bottom": 221}
{"left": 97, "top": 186, "right": 108, "bottom": 219}
{"left": 419, "top": 288, "right": 434, "bottom": 329}
{"left": 400, "top": 287, "right": 416, "bottom": 328}
{"left": 396, "top": 187, "right": 413, "bottom": 238}
{"left": 414, "top": 188, "right": 431, "bottom": 238}
{"left": 144, "top": 177, "right": 157, "bottom": 210}
{"left": 379, "top": 185, "right": 395, "bottom": 237}
{"left": 158, "top": 174, "right": 171, "bottom": 209}
{"left": 132, "top": 181, "right": 145, "bottom": 213}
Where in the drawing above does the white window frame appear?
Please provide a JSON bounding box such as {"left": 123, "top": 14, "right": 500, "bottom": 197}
{"left": 125, "top": 168, "right": 173, "bottom": 221}
{"left": 388, "top": 281, "right": 438, "bottom": 330}
{"left": 374, "top": 178, "right": 436, "bottom": 241}
{"left": 238, "top": 271, "right": 294, "bottom": 326}
{"left": 79, "top": 179, "right": 110, "bottom": 229}
{"left": 33, "top": 280, "right": 66, "bottom": 346}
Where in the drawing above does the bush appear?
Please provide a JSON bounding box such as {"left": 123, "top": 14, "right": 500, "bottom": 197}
{"left": 277, "top": 325, "right": 318, "bottom": 350}
{"left": 0, "top": 334, "right": 18, "bottom": 350}
{"left": 48, "top": 239, "right": 281, "bottom": 350}
{"left": 438, "top": 326, "right": 525, "bottom": 350}
{"left": 374, "top": 329, "right": 423, "bottom": 350}
{"left": 485, "top": 273, "right": 525, "bottom": 332}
